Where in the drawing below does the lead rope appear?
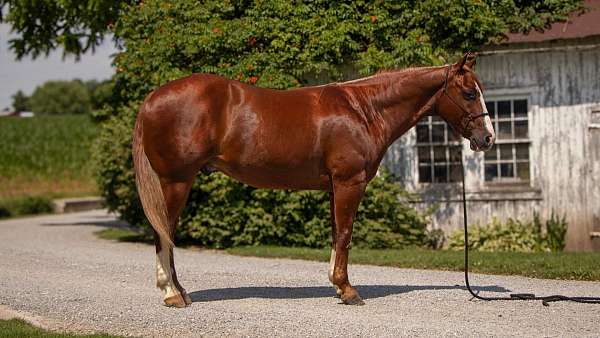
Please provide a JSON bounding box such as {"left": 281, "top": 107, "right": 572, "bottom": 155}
{"left": 459, "top": 157, "right": 600, "bottom": 306}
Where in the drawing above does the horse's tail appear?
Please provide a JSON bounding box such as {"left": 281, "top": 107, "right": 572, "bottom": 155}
{"left": 132, "top": 111, "right": 174, "bottom": 248}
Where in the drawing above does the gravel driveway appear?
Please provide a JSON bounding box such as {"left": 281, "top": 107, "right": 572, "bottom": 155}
{"left": 0, "top": 210, "right": 599, "bottom": 337}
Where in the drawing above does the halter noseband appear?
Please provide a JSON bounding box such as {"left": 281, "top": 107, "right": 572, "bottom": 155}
{"left": 440, "top": 65, "right": 489, "bottom": 135}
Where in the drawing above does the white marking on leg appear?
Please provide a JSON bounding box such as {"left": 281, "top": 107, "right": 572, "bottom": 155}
{"left": 156, "top": 240, "right": 179, "bottom": 299}
{"left": 328, "top": 248, "right": 336, "bottom": 283}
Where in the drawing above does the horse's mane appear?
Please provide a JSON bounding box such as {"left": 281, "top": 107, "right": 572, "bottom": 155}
{"left": 338, "top": 65, "right": 443, "bottom": 86}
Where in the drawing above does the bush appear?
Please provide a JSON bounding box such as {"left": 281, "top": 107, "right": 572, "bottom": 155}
{"left": 14, "top": 196, "right": 53, "bottom": 215}
{"left": 546, "top": 212, "right": 568, "bottom": 252}
{"left": 448, "top": 211, "right": 568, "bottom": 252}
{"left": 0, "top": 196, "right": 53, "bottom": 218}
{"left": 175, "top": 169, "right": 432, "bottom": 249}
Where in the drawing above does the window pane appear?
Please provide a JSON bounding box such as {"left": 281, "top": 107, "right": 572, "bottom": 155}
{"left": 515, "top": 144, "right": 529, "bottom": 160}
{"left": 433, "top": 146, "right": 446, "bottom": 163}
{"left": 434, "top": 165, "right": 447, "bottom": 183}
{"left": 431, "top": 115, "right": 443, "bottom": 123}
{"left": 417, "top": 116, "right": 430, "bottom": 125}
{"left": 517, "top": 162, "right": 530, "bottom": 181}
{"left": 484, "top": 145, "right": 497, "bottom": 160}
{"left": 486, "top": 101, "right": 495, "bottom": 119}
{"left": 499, "top": 144, "right": 513, "bottom": 160}
{"left": 485, "top": 164, "right": 498, "bottom": 181}
{"left": 449, "top": 164, "right": 462, "bottom": 182}
{"left": 497, "top": 100, "right": 511, "bottom": 119}
{"left": 419, "top": 165, "right": 432, "bottom": 183}
{"left": 449, "top": 146, "right": 462, "bottom": 162}
{"left": 514, "top": 120, "right": 528, "bottom": 138}
{"left": 431, "top": 124, "right": 445, "bottom": 143}
{"left": 417, "top": 125, "right": 429, "bottom": 143}
{"left": 514, "top": 99, "right": 527, "bottom": 118}
{"left": 497, "top": 121, "right": 512, "bottom": 139}
{"left": 500, "top": 163, "right": 514, "bottom": 177}
{"left": 418, "top": 147, "right": 431, "bottom": 163}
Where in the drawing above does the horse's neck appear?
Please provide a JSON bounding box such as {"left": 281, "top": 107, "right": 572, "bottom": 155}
{"left": 341, "top": 66, "right": 446, "bottom": 145}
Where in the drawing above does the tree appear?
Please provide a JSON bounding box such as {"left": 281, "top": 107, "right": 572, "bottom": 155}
{"left": 85, "top": 79, "right": 116, "bottom": 110}
{"left": 0, "top": 0, "right": 132, "bottom": 60}
{"left": 28, "top": 80, "right": 91, "bottom": 115}
{"left": 11, "top": 90, "right": 29, "bottom": 112}
{"left": 0, "top": 1, "right": 584, "bottom": 60}
{"left": 93, "top": 0, "right": 586, "bottom": 244}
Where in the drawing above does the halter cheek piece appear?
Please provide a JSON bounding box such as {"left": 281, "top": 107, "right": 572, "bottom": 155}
{"left": 440, "top": 65, "right": 489, "bottom": 136}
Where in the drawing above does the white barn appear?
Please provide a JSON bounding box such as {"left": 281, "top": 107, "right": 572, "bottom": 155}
{"left": 383, "top": 0, "right": 600, "bottom": 251}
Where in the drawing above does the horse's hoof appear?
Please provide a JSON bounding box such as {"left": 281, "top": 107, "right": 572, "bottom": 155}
{"left": 333, "top": 286, "right": 343, "bottom": 298}
{"left": 164, "top": 294, "right": 188, "bottom": 308}
{"left": 341, "top": 294, "right": 365, "bottom": 306}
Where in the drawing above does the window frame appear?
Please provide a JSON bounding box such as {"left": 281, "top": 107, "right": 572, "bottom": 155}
{"left": 483, "top": 95, "right": 532, "bottom": 185}
{"left": 415, "top": 116, "right": 463, "bottom": 184}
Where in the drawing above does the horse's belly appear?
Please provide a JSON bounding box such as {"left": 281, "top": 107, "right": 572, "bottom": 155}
{"left": 211, "top": 158, "right": 329, "bottom": 190}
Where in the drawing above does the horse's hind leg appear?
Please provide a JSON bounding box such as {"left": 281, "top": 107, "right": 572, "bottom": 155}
{"left": 155, "top": 179, "right": 194, "bottom": 307}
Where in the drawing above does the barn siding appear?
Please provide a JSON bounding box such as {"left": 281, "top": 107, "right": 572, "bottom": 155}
{"left": 383, "top": 41, "right": 600, "bottom": 251}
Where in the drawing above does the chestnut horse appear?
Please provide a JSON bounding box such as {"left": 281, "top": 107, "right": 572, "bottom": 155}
{"left": 132, "top": 53, "right": 495, "bottom": 307}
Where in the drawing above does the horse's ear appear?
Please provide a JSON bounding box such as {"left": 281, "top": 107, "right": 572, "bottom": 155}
{"left": 465, "top": 52, "right": 476, "bottom": 69}
{"left": 458, "top": 52, "right": 476, "bottom": 70}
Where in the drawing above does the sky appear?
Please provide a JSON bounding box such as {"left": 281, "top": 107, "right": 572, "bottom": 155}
{"left": 0, "top": 23, "right": 117, "bottom": 111}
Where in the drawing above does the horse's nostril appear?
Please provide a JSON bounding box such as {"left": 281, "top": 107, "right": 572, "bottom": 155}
{"left": 485, "top": 135, "right": 493, "bottom": 145}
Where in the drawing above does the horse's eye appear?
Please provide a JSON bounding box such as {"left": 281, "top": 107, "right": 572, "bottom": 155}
{"left": 463, "top": 91, "right": 476, "bottom": 101}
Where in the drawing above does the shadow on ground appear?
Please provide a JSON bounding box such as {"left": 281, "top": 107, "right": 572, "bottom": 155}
{"left": 41, "top": 217, "right": 130, "bottom": 228}
{"left": 189, "top": 284, "right": 510, "bottom": 303}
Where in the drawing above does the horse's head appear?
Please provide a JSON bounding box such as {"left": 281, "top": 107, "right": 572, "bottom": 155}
{"left": 436, "top": 53, "right": 495, "bottom": 152}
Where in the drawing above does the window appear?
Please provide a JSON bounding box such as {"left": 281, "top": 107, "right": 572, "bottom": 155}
{"left": 484, "top": 98, "right": 530, "bottom": 182}
{"left": 416, "top": 116, "right": 462, "bottom": 183}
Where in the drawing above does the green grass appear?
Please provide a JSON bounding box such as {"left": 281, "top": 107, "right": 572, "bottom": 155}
{"left": 0, "top": 319, "right": 120, "bottom": 338}
{"left": 94, "top": 228, "right": 150, "bottom": 243}
{"left": 93, "top": 228, "right": 600, "bottom": 281}
{"left": 0, "top": 115, "right": 99, "bottom": 200}
{"left": 227, "top": 245, "right": 600, "bottom": 281}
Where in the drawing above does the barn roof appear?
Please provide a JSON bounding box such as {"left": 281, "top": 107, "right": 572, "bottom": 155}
{"left": 504, "top": 0, "right": 600, "bottom": 44}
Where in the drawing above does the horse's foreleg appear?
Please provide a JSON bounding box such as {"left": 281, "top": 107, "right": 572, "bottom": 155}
{"left": 330, "top": 172, "right": 366, "bottom": 305}
{"left": 327, "top": 191, "right": 342, "bottom": 297}
{"left": 156, "top": 179, "right": 194, "bottom": 307}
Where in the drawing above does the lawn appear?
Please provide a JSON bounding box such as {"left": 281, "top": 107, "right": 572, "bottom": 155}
{"left": 228, "top": 245, "right": 600, "bottom": 281}
{"left": 0, "top": 319, "right": 119, "bottom": 338}
{"left": 0, "top": 115, "right": 99, "bottom": 216}
{"left": 95, "top": 228, "right": 600, "bottom": 281}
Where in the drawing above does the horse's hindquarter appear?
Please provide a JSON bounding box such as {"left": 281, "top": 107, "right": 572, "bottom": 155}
{"left": 212, "top": 85, "right": 337, "bottom": 189}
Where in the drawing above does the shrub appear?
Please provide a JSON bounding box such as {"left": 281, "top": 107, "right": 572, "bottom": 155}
{"left": 448, "top": 211, "right": 568, "bottom": 252}
{"left": 546, "top": 211, "right": 568, "bottom": 252}
{"left": 14, "top": 196, "right": 53, "bottom": 215}
{"left": 177, "top": 169, "right": 432, "bottom": 249}
{"left": 0, "top": 207, "right": 10, "bottom": 218}
{"left": 0, "top": 196, "right": 53, "bottom": 218}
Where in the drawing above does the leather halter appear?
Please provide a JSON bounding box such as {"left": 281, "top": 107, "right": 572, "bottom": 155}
{"left": 440, "top": 65, "right": 489, "bottom": 136}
